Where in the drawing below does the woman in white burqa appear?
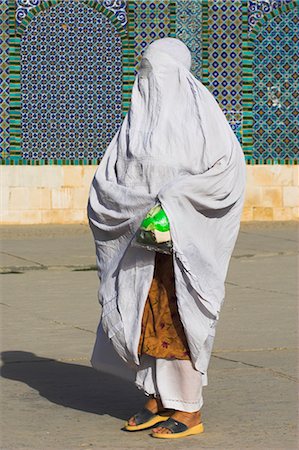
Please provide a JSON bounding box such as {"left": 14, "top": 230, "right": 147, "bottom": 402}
{"left": 88, "top": 37, "right": 246, "bottom": 439}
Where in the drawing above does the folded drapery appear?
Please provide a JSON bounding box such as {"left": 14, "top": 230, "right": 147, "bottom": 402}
{"left": 88, "top": 37, "right": 246, "bottom": 374}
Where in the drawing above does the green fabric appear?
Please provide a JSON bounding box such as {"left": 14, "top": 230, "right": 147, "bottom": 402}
{"left": 140, "top": 205, "right": 170, "bottom": 232}
{"left": 135, "top": 204, "right": 172, "bottom": 254}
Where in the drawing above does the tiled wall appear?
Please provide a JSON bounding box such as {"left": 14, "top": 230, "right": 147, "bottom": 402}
{"left": 1, "top": 0, "right": 298, "bottom": 165}
{"left": 20, "top": 0, "right": 123, "bottom": 161}
{"left": 1, "top": 1, "right": 298, "bottom": 222}
{"left": 133, "top": 0, "right": 172, "bottom": 72}
{"left": 206, "top": 0, "right": 243, "bottom": 143}
{"left": 5, "top": 0, "right": 130, "bottom": 165}
{"left": 252, "top": 7, "right": 298, "bottom": 162}
{"left": 0, "top": 0, "right": 10, "bottom": 158}
{"left": 176, "top": 0, "right": 203, "bottom": 80}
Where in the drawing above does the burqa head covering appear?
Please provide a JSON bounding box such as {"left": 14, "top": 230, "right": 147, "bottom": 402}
{"left": 88, "top": 37, "right": 246, "bottom": 370}
{"left": 115, "top": 36, "right": 240, "bottom": 183}
{"left": 142, "top": 36, "right": 192, "bottom": 70}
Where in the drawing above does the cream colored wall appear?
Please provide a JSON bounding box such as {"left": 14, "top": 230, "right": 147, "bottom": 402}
{"left": 1, "top": 165, "right": 298, "bottom": 224}
{"left": 1, "top": 166, "right": 95, "bottom": 224}
{"left": 243, "top": 165, "right": 298, "bottom": 221}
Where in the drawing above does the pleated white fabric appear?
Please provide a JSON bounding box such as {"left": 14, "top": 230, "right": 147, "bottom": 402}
{"left": 135, "top": 355, "right": 204, "bottom": 412}
{"left": 88, "top": 37, "right": 246, "bottom": 378}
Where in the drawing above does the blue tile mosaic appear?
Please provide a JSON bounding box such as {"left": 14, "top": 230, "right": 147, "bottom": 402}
{"left": 1, "top": 0, "right": 297, "bottom": 164}
{"left": 134, "top": 0, "right": 171, "bottom": 74}
{"left": 16, "top": 0, "right": 128, "bottom": 27}
{"left": 252, "top": 8, "right": 298, "bottom": 160}
{"left": 206, "top": 0, "right": 243, "bottom": 144}
{"left": 20, "top": 0, "right": 123, "bottom": 160}
{"left": 248, "top": 0, "right": 294, "bottom": 32}
{"left": 176, "top": 0, "right": 203, "bottom": 80}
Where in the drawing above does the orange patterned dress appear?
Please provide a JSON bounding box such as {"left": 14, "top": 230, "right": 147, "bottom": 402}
{"left": 138, "top": 252, "right": 191, "bottom": 360}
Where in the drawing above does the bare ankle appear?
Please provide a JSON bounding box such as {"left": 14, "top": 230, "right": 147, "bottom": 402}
{"left": 144, "top": 396, "right": 160, "bottom": 412}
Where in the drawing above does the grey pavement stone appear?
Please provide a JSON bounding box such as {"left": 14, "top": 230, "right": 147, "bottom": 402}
{"left": 211, "top": 349, "right": 297, "bottom": 379}
{"left": 0, "top": 222, "right": 298, "bottom": 449}
{"left": 1, "top": 221, "right": 298, "bottom": 272}
{"left": 0, "top": 225, "right": 96, "bottom": 272}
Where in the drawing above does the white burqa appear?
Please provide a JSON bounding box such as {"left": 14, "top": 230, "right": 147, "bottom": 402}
{"left": 88, "top": 38, "right": 246, "bottom": 389}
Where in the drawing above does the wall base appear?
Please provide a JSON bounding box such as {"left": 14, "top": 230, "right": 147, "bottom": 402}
{"left": 1, "top": 165, "right": 298, "bottom": 224}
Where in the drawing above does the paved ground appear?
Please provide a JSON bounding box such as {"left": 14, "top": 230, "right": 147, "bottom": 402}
{"left": 0, "top": 222, "right": 298, "bottom": 450}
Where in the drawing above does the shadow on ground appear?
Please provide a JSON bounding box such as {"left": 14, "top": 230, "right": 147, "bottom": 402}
{"left": 1, "top": 351, "right": 143, "bottom": 420}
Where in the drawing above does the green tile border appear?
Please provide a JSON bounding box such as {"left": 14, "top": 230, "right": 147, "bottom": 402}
{"left": 201, "top": 0, "right": 209, "bottom": 87}
{"left": 202, "top": 0, "right": 298, "bottom": 165}
{"left": 243, "top": 0, "right": 298, "bottom": 165}
{"left": 4, "top": 0, "right": 176, "bottom": 165}
{"left": 248, "top": 0, "right": 298, "bottom": 41}
{"left": 169, "top": 1, "right": 177, "bottom": 37}
{"left": 5, "top": 0, "right": 134, "bottom": 166}
{"left": 4, "top": 0, "right": 298, "bottom": 166}
{"left": 0, "top": 0, "right": 10, "bottom": 159}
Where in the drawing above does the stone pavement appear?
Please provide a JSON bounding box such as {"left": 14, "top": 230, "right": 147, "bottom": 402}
{"left": 0, "top": 222, "right": 298, "bottom": 450}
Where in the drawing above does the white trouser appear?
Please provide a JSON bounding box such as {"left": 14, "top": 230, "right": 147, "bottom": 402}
{"left": 135, "top": 354, "right": 203, "bottom": 412}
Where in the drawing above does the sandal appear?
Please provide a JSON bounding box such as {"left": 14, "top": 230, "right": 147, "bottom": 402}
{"left": 123, "top": 407, "right": 171, "bottom": 431}
{"left": 151, "top": 417, "right": 204, "bottom": 439}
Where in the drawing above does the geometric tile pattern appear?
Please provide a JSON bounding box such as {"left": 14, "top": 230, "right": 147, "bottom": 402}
{"left": 241, "top": 0, "right": 254, "bottom": 160}
{"left": 0, "top": 0, "right": 10, "bottom": 159}
{"left": 20, "top": 0, "right": 123, "bottom": 161}
{"left": 175, "top": 0, "right": 203, "bottom": 80}
{"left": 206, "top": 0, "right": 243, "bottom": 144}
{"left": 2, "top": 0, "right": 298, "bottom": 165}
{"left": 133, "top": 0, "right": 171, "bottom": 73}
{"left": 16, "top": 0, "right": 128, "bottom": 28}
{"left": 248, "top": 0, "right": 294, "bottom": 32}
{"left": 252, "top": 8, "right": 298, "bottom": 162}
{"left": 244, "top": 0, "right": 298, "bottom": 164}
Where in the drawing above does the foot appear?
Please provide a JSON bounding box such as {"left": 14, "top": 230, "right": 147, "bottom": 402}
{"left": 152, "top": 410, "right": 201, "bottom": 435}
{"left": 127, "top": 396, "right": 163, "bottom": 427}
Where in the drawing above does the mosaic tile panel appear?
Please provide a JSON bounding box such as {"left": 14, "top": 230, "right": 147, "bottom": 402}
{"left": 15, "top": 0, "right": 128, "bottom": 27}
{"left": 3, "top": 0, "right": 298, "bottom": 165}
{"left": 175, "top": 0, "right": 203, "bottom": 80}
{"left": 20, "top": 0, "right": 123, "bottom": 161}
{"left": 133, "top": 0, "right": 172, "bottom": 73}
{"left": 252, "top": 8, "right": 298, "bottom": 161}
{"left": 248, "top": 0, "right": 293, "bottom": 32}
{"left": 0, "top": 0, "right": 10, "bottom": 159}
{"left": 207, "top": 0, "right": 243, "bottom": 143}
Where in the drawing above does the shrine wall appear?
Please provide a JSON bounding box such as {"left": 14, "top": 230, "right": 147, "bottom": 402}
{"left": 1, "top": 1, "right": 298, "bottom": 224}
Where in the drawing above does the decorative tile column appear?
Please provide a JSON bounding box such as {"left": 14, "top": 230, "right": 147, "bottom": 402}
{"left": 0, "top": 0, "right": 10, "bottom": 160}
